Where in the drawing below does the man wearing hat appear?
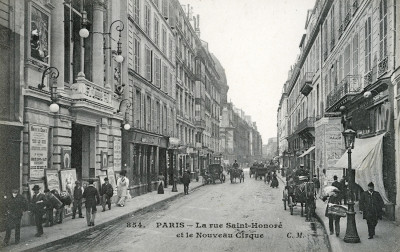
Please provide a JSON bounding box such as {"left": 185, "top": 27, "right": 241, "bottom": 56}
{"left": 182, "top": 170, "right": 190, "bottom": 195}
{"left": 30, "top": 185, "right": 46, "bottom": 237}
{"left": 359, "top": 182, "right": 384, "bottom": 239}
{"left": 72, "top": 180, "right": 84, "bottom": 219}
{"left": 3, "top": 188, "right": 28, "bottom": 246}
{"left": 82, "top": 179, "right": 100, "bottom": 226}
{"left": 100, "top": 177, "right": 113, "bottom": 212}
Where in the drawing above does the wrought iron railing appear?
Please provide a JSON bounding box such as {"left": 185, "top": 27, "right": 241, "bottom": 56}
{"left": 327, "top": 75, "right": 361, "bottom": 109}
{"left": 378, "top": 56, "right": 388, "bottom": 76}
{"left": 297, "top": 117, "right": 316, "bottom": 133}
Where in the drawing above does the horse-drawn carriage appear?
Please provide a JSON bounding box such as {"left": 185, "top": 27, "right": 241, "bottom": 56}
{"left": 228, "top": 167, "right": 244, "bottom": 183}
{"left": 208, "top": 164, "right": 225, "bottom": 184}
{"left": 282, "top": 176, "right": 315, "bottom": 221}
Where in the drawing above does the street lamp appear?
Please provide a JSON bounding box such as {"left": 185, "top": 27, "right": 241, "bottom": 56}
{"left": 38, "top": 67, "right": 60, "bottom": 113}
{"left": 79, "top": 14, "right": 125, "bottom": 63}
{"left": 117, "top": 99, "right": 132, "bottom": 130}
{"left": 342, "top": 126, "right": 360, "bottom": 243}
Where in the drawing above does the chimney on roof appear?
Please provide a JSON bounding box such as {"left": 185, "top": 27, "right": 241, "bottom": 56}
{"left": 195, "top": 14, "right": 200, "bottom": 37}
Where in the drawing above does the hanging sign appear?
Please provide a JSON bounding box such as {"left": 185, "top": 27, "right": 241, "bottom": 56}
{"left": 29, "top": 124, "right": 48, "bottom": 179}
{"left": 113, "top": 137, "right": 122, "bottom": 171}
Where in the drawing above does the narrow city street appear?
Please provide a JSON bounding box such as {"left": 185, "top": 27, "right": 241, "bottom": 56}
{"left": 42, "top": 169, "right": 329, "bottom": 252}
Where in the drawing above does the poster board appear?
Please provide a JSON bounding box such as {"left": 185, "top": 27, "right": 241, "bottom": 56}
{"left": 101, "top": 151, "right": 108, "bottom": 170}
{"left": 61, "top": 148, "right": 71, "bottom": 169}
{"left": 29, "top": 124, "right": 48, "bottom": 179}
{"left": 45, "top": 169, "right": 60, "bottom": 192}
{"left": 113, "top": 137, "right": 122, "bottom": 171}
{"left": 59, "top": 169, "right": 76, "bottom": 196}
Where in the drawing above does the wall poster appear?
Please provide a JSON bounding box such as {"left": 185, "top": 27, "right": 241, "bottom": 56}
{"left": 29, "top": 3, "right": 50, "bottom": 64}
{"left": 61, "top": 148, "right": 71, "bottom": 169}
{"left": 29, "top": 124, "right": 48, "bottom": 179}
{"left": 101, "top": 150, "right": 108, "bottom": 170}
{"left": 59, "top": 169, "right": 77, "bottom": 196}
{"left": 113, "top": 137, "right": 122, "bottom": 172}
{"left": 45, "top": 169, "right": 60, "bottom": 193}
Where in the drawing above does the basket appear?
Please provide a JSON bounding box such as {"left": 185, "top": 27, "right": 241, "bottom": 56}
{"left": 327, "top": 204, "right": 348, "bottom": 217}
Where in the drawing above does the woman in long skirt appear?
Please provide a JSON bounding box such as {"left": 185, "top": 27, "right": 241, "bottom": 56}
{"left": 116, "top": 170, "right": 129, "bottom": 207}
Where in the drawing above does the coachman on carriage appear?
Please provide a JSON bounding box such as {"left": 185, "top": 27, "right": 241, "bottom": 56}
{"left": 282, "top": 173, "right": 315, "bottom": 221}
{"left": 229, "top": 160, "right": 244, "bottom": 183}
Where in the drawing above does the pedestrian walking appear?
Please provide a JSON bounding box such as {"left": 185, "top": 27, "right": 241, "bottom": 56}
{"left": 44, "top": 189, "right": 63, "bottom": 227}
{"left": 30, "top": 185, "right": 46, "bottom": 237}
{"left": 270, "top": 172, "right": 279, "bottom": 188}
{"left": 323, "top": 190, "right": 341, "bottom": 237}
{"left": 312, "top": 175, "right": 320, "bottom": 197}
{"left": 3, "top": 188, "right": 28, "bottom": 246}
{"left": 359, "top": 182, "right": 384, "bottom": 239}
{"left": 72, "top": 181, "right": 84, "bottom": 219}
{"left": 82, "top": 179, "right": 100, "bottom": 226}
{"left": 339, "top": 176, "right": 347, "bottom": 204}
{"left": 116, "top": 170, "right": 129, "bottom": 207}
{"left": 182, "top": 170, "right": 190, "bottom": 195}
{"left": 100, "top": 177, "right": 113, "bottom": 212}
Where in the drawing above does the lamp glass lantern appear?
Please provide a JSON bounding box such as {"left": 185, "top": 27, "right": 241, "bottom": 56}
{"left": 342, "top": 128, "right": 356, "bottom": 149}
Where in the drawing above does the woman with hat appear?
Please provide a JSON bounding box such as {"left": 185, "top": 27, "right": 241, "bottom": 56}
{"left": 116, "top": 170, "right": 129, "bottom": 207}
{"left": 30, "top": 185, "right": 46, "bottom": 237}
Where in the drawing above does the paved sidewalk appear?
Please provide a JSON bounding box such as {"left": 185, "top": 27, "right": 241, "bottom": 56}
{"left": 276, "top": 173, "right": 400, "bottom": 252}
{"left": 0, "top": 181, "right": 203, "bottom": 252}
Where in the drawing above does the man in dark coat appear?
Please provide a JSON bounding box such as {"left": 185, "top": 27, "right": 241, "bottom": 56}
{"left": 100, "top": 178, "right": 113, "bottom": 212}
{"left": 3, "top": 188, "right": 28, "bottom": 246}
{"left": 182, "top": 170, "right": 190, "bottom": 195}
{"left": 83, "top": 179, "right": 100, "bottom": 226}
{"left": 331, "top": 175, "right": 343, "bottom": 203}
{"left": 324, "top": 190, "right": 342, "bottom": 237}
{"left": 359, "top": 182, "right": 384, "bottom": 239}
{"left": 44, "top": 189, "right": 62, "bottom": 227}
{"left": 72, "top": 181, "right": 84, "bottom": 219}
{"left": 30, "top": 185, "right": 46, "bottom": 237}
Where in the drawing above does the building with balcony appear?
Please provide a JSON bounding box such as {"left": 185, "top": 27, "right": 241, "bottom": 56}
{"left": 0, "top": 0, "right": 133, "bottom": 226}
{"left": 277, "top": 0, "right": 398, "bottom": 221}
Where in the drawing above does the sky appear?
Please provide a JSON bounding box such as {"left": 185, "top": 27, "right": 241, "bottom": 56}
{"left": 180, "top": 0, "right": 316, "bottom": 143}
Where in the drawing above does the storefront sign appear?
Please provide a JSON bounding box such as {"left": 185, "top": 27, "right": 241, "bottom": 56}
{"left": 107, "top": 167, "right": 117, "bottom": 194}
{"left": 114, "top": 137, "right": 121, "bottom": 171}
{"left": 29, "top": 124, "right": 48, "bottom": 179}
{"left": 46, "top": 170, "right": 60, "bottom": 193}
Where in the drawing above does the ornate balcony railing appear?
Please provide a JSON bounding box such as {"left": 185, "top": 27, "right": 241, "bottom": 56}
{"left": 195, "top": 119, "right": 206, "bottom": 129}
{"left": 326, "top": 75, "right": 361, "bottom": 111}
{"left": 378, "top": 56, "right": 388, "bottom": 76}
{"left": 364, "top": 70, "right": 372, "bottom": 86}
{"left": 338, "top": 24, "right": 343, "bottom": 38}
{"left": 323, "top": 50, "right": 328, "bottom": 61}
{"left": 296, "top": 117, "right": 316, "bottom": 133}
{"left": 70, "top": 74, "right": 112, "bottom": 107}
{"left": 330, "top": 39, "right": 335, "bottom": 51}
{"left": 300, "top": 72, "right": 314, "bottom": 96}
{"left": 344, "top": 11, "right": 351, "bottom": 29}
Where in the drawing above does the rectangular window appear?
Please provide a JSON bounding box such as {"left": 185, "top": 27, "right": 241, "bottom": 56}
{"left": 168, "top": 37, "right": 173, "bottom": 60}
{"left": 134, "top": 0, "right": 140, "bottom": 24}
{"left": 352, "top": 34, "right": 359, "bottom": 74}
{"left": 146, "top": 96, "right": 151, "bottom": 131}
{"left": 163, "top": 64, "right": 168, "bottom": 93}
{"left": 330, "top": 6, "right": 335, "bottom": 49}
{"left": 344, "top": 44, "right": 351, "bottom": 77}
{"left": 145, "top": 46, "right": 152, "bottom": 81}
{"left": 135, "top": 89, "right": 141, "bottom": 127}
{"left": 162, "top": 27, "right": 167, "bottom": 53}
{"left": 162, "top": 0, "right": 168, "bottom": 18}
{"left": 144, "top": 4, "right": 151, "bottom": 36}
{"left": 364, "top": 17, "right": 372, "bottom": 71}
{"left": 134, "top": 37, "right": 140, "bottom": 73}
{"left": 379, "top": 0, "right": 388, "bottom": 59}
{"left": 154, "top": 56, "right": 161, "bottom": 88}
{"left": 339, "top": 55, "right": 343, "bottom": 82}
{"left": 154, "top": 17, "right": 159, "bottom": 46}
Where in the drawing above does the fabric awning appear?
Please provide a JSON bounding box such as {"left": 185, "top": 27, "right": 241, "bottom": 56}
{"left": 333, "top": 133, "right": 389, "bottom": 203}
{"left": 299, "top": 146, "right": 315, "bottom": 158}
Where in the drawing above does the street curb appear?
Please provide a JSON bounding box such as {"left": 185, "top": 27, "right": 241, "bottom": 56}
{"left": 21, "top": 183, "right": 204, "bottom": 252}
{"left": 276, "top": 174, "right": 332, "bottom": 252}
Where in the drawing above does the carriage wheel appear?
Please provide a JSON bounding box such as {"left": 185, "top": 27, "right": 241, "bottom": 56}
{"left": 288, "top": 196, "right": 293, "bottom": 215}
{"left": 283, "top": 199, "right": 287, "bottom": 210}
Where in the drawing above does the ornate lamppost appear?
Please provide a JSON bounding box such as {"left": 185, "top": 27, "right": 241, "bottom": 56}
{"left": 342, "top": 123, "right": 360, "bottom": 243}
{"left": 38, "top": 67, "right": 60, "bottom": 113}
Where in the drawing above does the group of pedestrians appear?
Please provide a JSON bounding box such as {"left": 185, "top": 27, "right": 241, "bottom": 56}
{"left": 324, "top": 176, "right": 384, "bottom": 240}
{"left": 2, "top": 170, "right": 130, "bottom": 247}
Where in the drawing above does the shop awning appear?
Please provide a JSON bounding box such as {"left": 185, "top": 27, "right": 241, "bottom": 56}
{"left": 298, "top": 146, "right": 315, "bottom": 158}
{"left": 333, "top": 133, "right": 389, "bottom": 203}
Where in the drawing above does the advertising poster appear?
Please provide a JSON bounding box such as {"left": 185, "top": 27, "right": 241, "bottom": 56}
{"left": 29, "top": 124, "right": 48, "bottom": 179}
{"left": 107, "top": 167, "right": 117, "bottom": 194}
{"left": 60, "top": 169, "right": 76, "bottom": 196}
{"left": 46, "top": 169, "right": 60, "bottom": 192}
{"left": 28, "top": 181, "right": 45, "bottom": 198}
{"left": 61, "top": 148, "right": 71, "bottom": 169}
{"left": 101, "top": 150, "right": 108, "bottom": 170}
{"left": 113, "top": 137, "right": 122, "bottom": 171}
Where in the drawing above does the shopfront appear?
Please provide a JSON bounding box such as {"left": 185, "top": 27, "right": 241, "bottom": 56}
{"left": 122, "top": 130, "right": 168, "bottom": 195}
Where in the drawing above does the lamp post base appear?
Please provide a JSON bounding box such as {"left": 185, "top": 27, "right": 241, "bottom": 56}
{"left": 344, "top": 201, "right": 360, "bottom": 243}
{"left": 172, "top": 180, "right": 178, "bottom": 192}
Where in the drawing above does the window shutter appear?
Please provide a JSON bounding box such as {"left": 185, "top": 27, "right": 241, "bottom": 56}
{"left": 141, "top": 93, "right": 144, "bottom": 129}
